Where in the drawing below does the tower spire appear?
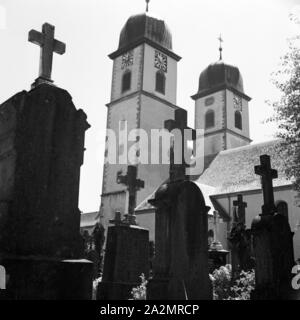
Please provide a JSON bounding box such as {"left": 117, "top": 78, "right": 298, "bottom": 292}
{"left": 146, "top": 0, "right": 150, "bottom": 12}
{"left": 218, "top": 34, "right": 223, "bottom": 60}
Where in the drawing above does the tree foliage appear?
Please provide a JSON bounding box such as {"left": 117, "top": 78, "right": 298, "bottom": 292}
{"left": 269, "top": 14, "right": 300, "bottom": 193}
{"left": 209, "top": 264, "right": 255, "bottom": 300}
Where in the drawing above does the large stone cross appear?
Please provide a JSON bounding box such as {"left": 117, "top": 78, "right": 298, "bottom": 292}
{"left": 233, "top": 194, "right": 247, "bottom": 225}
{"left": 164, "top": 108, "right": 196, "bottom": 181}
{"left": 254, "top": 154, "right": 278, "bottom": 215}
{"left": 117, "top": 165, "right": 144, "bottom": 224}
{"left": 28, "top": 23, "right": 66, "bottom": 84}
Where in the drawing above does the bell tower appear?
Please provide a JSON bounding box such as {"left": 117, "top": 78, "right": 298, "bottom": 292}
{"left": 192, "top": 40, "right": 251, "bottom": 162}
{"left": 100, "top": 11, "right": 182, "bottom": 235}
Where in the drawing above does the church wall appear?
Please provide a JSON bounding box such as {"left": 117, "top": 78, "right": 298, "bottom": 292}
{"left": 225, "top": 89, "right": 250, "bottom": 139}
{"left": 203, "top": 133, "right": 225, "bottom": 157}
{"left": 136, "top": 94, "right": 175, "bottom": 209}
{"left": 136, "top": 212, "right": 155, "bottom": 241}
{"left": 102, "top": 96, "right": 140, "bottom": 195}
{"left": 214, "top": 187, "right": 300, "bottom": 261}
{"left": 100, "top": 191, "right": 126, "bottom": 239}
{"left": 194, "top": 90, "right": 225, "bottom": 131}
{"left": 143, "top": 44, "right": 177, "bottom": 105}
{"left": 226, "top": 133, "right": 250, "bottom": 150}
{"left": 110, "top": 45, "right": 143, "bottom": 102}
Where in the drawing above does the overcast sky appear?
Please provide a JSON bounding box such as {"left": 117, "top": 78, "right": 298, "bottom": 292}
{"left": 0, "top": 0, "right": 299, "bottom": 212}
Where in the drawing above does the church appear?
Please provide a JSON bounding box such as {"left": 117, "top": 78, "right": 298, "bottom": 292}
{"left": 95, "top": 9, "right": 300, "bottom": 262}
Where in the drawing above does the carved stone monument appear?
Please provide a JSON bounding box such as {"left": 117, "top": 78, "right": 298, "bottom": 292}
{"left": 0, "top": 23, "right": 93, "bottom": 299}
{"left": 97, "top": 166, "right": 149, "bottom": 300}
{"left": 251, "top": 154, "right": 294, "bottom": 300}
{"left": 147, "top": 109, "right": 212, "bottom": 300}
{"left": 228, "top": 194, "right": 253, "bottom": 277}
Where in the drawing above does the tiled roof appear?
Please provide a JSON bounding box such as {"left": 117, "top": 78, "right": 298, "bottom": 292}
{"left": 196, "top": 139, "right": 291, "bottom": 195}
{"left": 80, "top": 211, "right": 99, "bottom": 228}
{"left": 135, "top": 182, "right": 216, "bottom": 215}
{"left": 135, "top": 139, "right": 292, "bottom": 214}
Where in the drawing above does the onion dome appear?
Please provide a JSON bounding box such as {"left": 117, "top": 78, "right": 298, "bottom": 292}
{"left": 118, "top": 13, "right": 172, "bottom": 51}
{"left": 191, "top": 59, "right": 250, "bottom": 101}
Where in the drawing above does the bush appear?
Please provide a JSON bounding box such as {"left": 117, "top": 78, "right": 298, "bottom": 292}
{"left": 130, "top": 274, "right": 148, "bottom": 300}
{"left": 210, "top": 264, "right": 255, "bottom": 300}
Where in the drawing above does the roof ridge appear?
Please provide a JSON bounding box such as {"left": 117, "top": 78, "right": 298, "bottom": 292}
{"left": 219, "top": 139, "right": 279, "bottom": 155}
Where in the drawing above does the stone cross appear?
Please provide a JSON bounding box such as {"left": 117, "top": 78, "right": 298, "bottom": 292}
{"left": 218, "top": 34, "right": 223, "bottom": 60}
{"left": 164, "top": 108, "right": 196, "bottom": 182}
{"left": 109, "top": 211, "right": 122, "bottom": 226}
{"left": 146, "top": 0, "right": 150, "bottom": 12}
{"left": 117, "top": 165, "right": 144, "bottom": 224}
{"left": 233, "top": 194, "right": 247, "bottom": 225}
{"left": 254, "top": 154, "right": 278, "bottom": 215}
{"left": 212, "top": 210, "right": 218, "bottom": 242}
{"left": 28, "top": 23, "right": 66, "bottom": 84}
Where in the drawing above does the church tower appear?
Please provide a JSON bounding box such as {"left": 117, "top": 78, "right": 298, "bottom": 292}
{"left": 100, "top": 11, "right": 181, "bottom": 233}
{"left": 191, "top": 43, "right": 251, "bottom": 163}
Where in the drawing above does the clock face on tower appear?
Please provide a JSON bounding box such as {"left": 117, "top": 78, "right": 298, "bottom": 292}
{"left": 154, "top": 50, "right": 167, "bottom": 72}
{"left": 121, "top": 51, "right": 133, "bottom": 69}
{"left": 233, "top": 95, "right": 242, "bottom": 111}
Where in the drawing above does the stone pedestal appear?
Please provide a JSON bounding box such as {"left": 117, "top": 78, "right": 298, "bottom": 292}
{"left": 0, "top": 84, "right": 92, "bottom": 299}
{"left": 97, "top": 224, "right": 149, "bottom": 300}
{"left": 0, "top": 257, "right": 93, "bottom": 300}
{"left": 148, "top": 181, "right": 212, "bottom": 300}
{"left": 208, "top": 244, "right": 229, "bottom": 273}
{"left": 251, "top": 213, "right": 294, "bottom": 300}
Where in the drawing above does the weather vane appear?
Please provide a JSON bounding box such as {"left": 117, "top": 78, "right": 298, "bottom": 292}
{"left": 146, "top": 0, "right": 150, "bottom": 12}
{"left": 218, "top": 34, "right": 223, "bottom": 60}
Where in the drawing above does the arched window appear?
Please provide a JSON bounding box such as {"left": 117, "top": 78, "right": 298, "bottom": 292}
{"left": 276, "top": 201, "right": 289, "bottom": 221}
{"left": 235, "top": 110, "right": 242, "bottom": 130}
{"left": 155, "top": 71, "right": 166, "bottom": 94}
{"left": 205, "top": 110, "right": 215, "bottom": 129}
{"left": 122, "top": 71, "right": 131, "bottom": 93}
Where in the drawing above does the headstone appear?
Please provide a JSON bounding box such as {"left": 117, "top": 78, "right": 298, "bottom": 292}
{"left": 228, "top": 195, "right": 252, "bottom": 276}
{"left": 97, "top": 211, "right": 149, "bottom": 300}
{"left": 251, "top": 154, "right": 295, "bottom": 300}
{"left": 147, "top": 109, "right": 212, "bottom": 300}
{"left": 208, "top": 211, "right": 229, "bottom": 273}
{"left": 0, "top": 23, "right": 93, "bottom": 299}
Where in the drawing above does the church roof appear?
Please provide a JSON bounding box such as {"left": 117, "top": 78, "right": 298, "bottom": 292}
{"left": 196, "top": 139, "right": 292, "bottom": 195}
{"left": 119, "top": 13, "right": 172, "bottom": 51}
{"left": 192, "top": 60, "right": 251, "bottom": 101}
{"left": 135, "top": 182, "right": 216, "bottom": 215}
{"left": 80, "top": 211, "right": 99, "bottom": 228}
{"left": 135, "top": 139, "right": 292, "bottom": 214}
{"left": 109, "top": 13, "right": 181, "bottom": 61}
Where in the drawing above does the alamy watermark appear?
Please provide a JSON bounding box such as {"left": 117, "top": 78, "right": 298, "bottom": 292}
{"left": 104, "top": 121, "right": 205, "bottom": 176}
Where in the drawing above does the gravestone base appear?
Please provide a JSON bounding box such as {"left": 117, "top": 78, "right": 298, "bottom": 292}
{"left": 251, "top": 213, "right": 294, "bottom": 300}
{"left": 208, "top": 249, "right": 229, "bottom": 273}
{"left": 97, "top": 281, "right": 139, "bottom": 300}
{"left": 98, "top": 224, "right": 149, "bottom": 300}
{"left": 147, "top": 277, "right": 169, "bottom": 300}
{"left": 1, "top": 256, "right": 93, "bottom": 300}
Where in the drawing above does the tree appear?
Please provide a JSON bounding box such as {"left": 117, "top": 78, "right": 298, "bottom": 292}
{"left": 268, "top": 13, "right": 300, "bottom": 195}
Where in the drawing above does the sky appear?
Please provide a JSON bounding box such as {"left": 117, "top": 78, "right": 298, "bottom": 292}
{"left": 0, "top": 0, "right": 299, "bottom": 213}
